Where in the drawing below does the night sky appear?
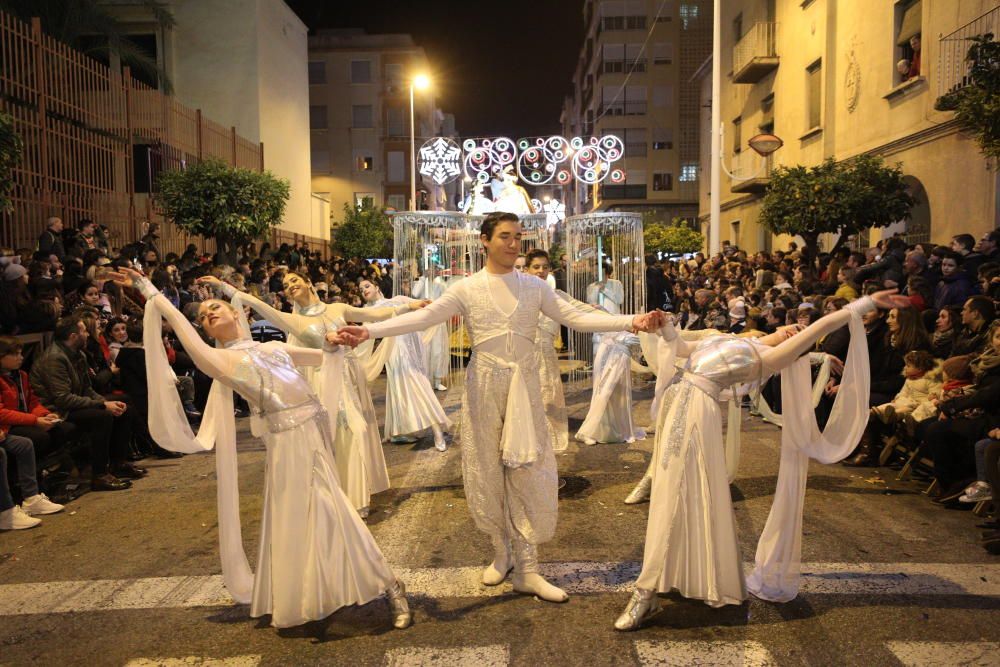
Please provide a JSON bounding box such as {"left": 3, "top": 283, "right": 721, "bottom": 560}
{"left": 285, "top": 0, "right": 585, "bottom": 138}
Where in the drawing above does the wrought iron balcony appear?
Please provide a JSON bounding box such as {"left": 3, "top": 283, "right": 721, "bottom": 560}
{"left": 732, "top": 22, "right": 779, "bottom": 84}
{"left": 938, "top": 6, "right": 999, "bottom": 98}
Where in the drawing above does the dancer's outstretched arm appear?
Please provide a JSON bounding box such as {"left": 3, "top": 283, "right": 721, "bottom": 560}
{"left": 541, "top": 287, "right": 653, "bottom": 333}
{"left": 113, "top": 270, "right": 236, "bottom": 380}
{"left": 198, "top": 276, "right": 309, "bottom": 338}
{"left": 335, "top": 301, "right": 424, "bottom": 324}
{"left": 279, "top": 344, "right": 325, "bottom": 367}
{"left": 334, "top": 290, "right": 464, "bottom": 344}
{"left": 758, "top": 291, "right": 908, "bottom": 375}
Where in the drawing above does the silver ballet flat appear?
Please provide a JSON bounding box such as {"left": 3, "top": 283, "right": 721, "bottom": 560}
{"left": 386, "top": 580, "right": 412, "bottom": 629}
{"left": 624, "top": 475, "right": 652, "bottom": 505}
{"left": 614, "top": 588, "right": 661, "bottom": 631}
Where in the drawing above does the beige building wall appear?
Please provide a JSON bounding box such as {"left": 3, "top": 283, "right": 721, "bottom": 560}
{"left": 702, "top": 0, "right": 999, "bottom": 254}
{"left": 308, "top": 32, "right": 438, "bottom": 226}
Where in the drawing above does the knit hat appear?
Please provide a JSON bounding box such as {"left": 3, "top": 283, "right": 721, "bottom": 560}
{"left": 941, "top": 354, "right": 973, "bottom": 381}
{"left": 3, "top": 263, "right": 27, "bottom": 281}
{"left": 728, "top": 297, "right": 746, "bottom": 321}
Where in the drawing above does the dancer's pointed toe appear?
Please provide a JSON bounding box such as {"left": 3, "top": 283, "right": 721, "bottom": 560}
{"left": 614, "top": 588, "right": 660, "bottom": 631}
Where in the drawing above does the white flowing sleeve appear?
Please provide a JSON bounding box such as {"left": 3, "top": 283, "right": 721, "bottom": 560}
{"left": 364, "top": 288, "right": 464, "bottom": 338}
{"left": 540, "top": 287, "right": 634, "bottom": 332}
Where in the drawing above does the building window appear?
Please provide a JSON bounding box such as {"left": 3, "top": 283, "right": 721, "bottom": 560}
{"left": 732, "top": 116, "right": 743, "bottom": 154}
{"left": 680, "top": 163, "right": 698, "bottom": 182}
{"left": 310, "top": 148, "right": 330, "bottom": 173}
{"left": 760, "top": 93, "right": 775, "bottom": 129}
{"left": 732, "top": 13, "right": 743, "bottom": 43}
{"left": 626, "top": 15, "right": 647, "bottom": 30}
{"left": 624, "top": 86, "right": 647, "bottom": 115}
{"left": 894, "top": 0, "right": 922, "bottom": 84}
{"left": 309, "top": 105, "right": 327, "bottom": 130}
{"left": 606, "top": 128, "right": 647, "bottom": 157}
{"left": 680, "top": 4, "right": 699, "bottom": 30}
{"left": 351, "top": 60, "right": 372, "bottom": 84}
{"left": 387, "top": 107, "right": 406, "bottom": 137}
{"left": 653, "top": 127, "right": 673, "bottom": 150}
{"left": 385, "top": 63, "right": 403, "bottom": 88}
{"left": 387, "top": 151, "right": 406, "bottom": 183}
{"left": 354, "top": 193, "right": 376, "bottom": 208}
{"left": 653, "top": 173, "right": 673, "bottom": 191}
{"left": 806, "top": 60, "right": 822, "bottom": 130}
{"left": 308, "top": 61, "right": 326, "bottom": 85}
{"left": 352, "top": 104, "right": 373, "bottom": 128}
{"left": 652, "top": 85, "right": 673, "bottom": 107}
{"left": 653, "top": 42, "right": 673, "bottom": 65}
{"left": 354, "top": 153, "right": 374, "bottom": 171}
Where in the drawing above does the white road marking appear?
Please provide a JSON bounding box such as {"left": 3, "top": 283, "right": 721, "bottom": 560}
{"left": 124, "top": 657, "right": 261, "bottom": 667}
{"left": 0, "top": 561, "right": 996, "bottom": 617}
{"left": 383, "top": 644, "right": 509, "bottom": 667}
{"left": 885, "top": 641, "right": 1000, "bottom": 667}
{"left": 635, "top": 640, "right": 776, "bottom": 667}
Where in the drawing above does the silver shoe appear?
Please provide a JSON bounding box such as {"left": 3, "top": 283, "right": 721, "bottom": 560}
{"left": 614, "top": 588, "right": 661, "bottom": 631}
{"left": 386, "top": 580, "right": 412, "bottom": 629}
{"left": 624, "top": 475, "right": 652, "bottom": 505}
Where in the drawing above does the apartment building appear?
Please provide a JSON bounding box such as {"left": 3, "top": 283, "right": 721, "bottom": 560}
{"left": 560, "top": 0, "right": 712, "bottom": 221}
{"left": 698, "top": 0, "right": 999, "bottom": 253}
{"left": 308, "top": 29, "right": 454, "bottom": 223}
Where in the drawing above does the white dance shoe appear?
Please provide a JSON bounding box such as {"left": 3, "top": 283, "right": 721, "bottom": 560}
{"left": 614, "top": 588, "right": 661, "bottom": 631}
{"left": 434, "top": 436, "right": 448, "bottom": 452}
{"left": 434, "top": 383, "right": 447, "bottom": 391}
{"left": 386, "top": 580, "right": 412, "bottom": 629}
{"left": 624, "top": 475, "right": 652, "bottom": 505}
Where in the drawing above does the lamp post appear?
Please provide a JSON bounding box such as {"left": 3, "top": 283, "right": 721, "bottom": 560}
{"left": 409, "top": 73, "right": 431, "bottom": 211}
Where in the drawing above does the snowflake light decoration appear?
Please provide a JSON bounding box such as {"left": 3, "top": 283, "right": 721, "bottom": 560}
{"left": 418, "top": 137, "right": 462, "bottom": 185}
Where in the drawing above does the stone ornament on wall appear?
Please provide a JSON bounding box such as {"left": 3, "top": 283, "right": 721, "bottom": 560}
{"left": 845, "top": 39, "right": 861, "bottom": 113}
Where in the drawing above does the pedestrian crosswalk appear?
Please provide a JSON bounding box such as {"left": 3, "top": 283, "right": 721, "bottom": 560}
{"left": 885, "top": 641, "right": 1000, "bottom": 667}
{"left": 634, "top": 641, "right": 776, "bottom": 667}
{"left": 2, "top": 561, "right": 997, "bottom": 617}
{"left": 383, "top": 645, "right": 510, "bottom": 667}
{"left": 125, "top": 658, "right": 261, "bottom": 667}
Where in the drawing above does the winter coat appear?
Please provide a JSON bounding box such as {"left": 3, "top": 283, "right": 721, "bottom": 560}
{"left": 886, "top": 365, "right": 943, "bottom": 423}
{"left": 933, "top": 271, "right": 975, "bottom": 310}
{"left": 30, "top": 341, "right": 106, "bottom": 413}
{"left": 0, "top": 370, "right": 50, "bottom": 438}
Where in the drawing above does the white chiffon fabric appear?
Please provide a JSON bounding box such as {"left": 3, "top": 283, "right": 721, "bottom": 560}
{"left": 142, "top": 297, "right": 396, "bottom": 627}
{"left": 752, "top": 352, "right": 833, "bottom": 427}
{"left": 746, "top": 311, "right": 869, "bottom": 602}
{"left": 577, "top": 331, "right": 645, "bottom": 444}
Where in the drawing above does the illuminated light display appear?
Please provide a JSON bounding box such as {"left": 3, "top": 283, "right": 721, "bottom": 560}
{"left": 418, "top": 137, "right": 462, "bottom": 185}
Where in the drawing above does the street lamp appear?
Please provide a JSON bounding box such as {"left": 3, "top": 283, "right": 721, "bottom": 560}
{"left": 410, "top": 73, "right": 431, "bottom": 211}
{"left": 718, "top": 131, "right": 784, "bottom": 181}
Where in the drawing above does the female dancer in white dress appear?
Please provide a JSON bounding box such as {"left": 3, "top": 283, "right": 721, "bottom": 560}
{"left": 333, "top": 213, "right": 665, "bottom": 603}
{"left": 359, "top": 279, "right": 451, "bottom": 451}
{"left": 111, "top": 268, "right": 410, "bottom": 630}
{"left": 198, "top": 273, "right": 422, "bottom": 517}
{"left": 411, "top": 272, "right": 449, "bottom": 391}
{"left": 614, "top": 290, "right": 907, "bottom": 630}
{"left": 577, "top": 329, "right": 644, "bottom": 445}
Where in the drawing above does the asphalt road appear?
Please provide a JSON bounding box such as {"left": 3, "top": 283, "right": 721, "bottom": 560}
{"left": 1, "top": 376, "right": 997, "bottom": 666}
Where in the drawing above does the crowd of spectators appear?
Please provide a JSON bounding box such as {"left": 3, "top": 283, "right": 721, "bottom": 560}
{"left": 1, "top": 215, "right": 998, "bottom": 551}
{"left": 0, "top": 216, "right": 396, "bottom": 530}
{"left": 641, "top": 230, "right": 1000, "bottom": 553}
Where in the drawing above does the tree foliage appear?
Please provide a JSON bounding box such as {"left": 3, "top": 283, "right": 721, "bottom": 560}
{"left": 156, "top": 159, "right": 289, "bottom": 245}
{"left": 333, "top": 198, "right": 393, "bottom": 259}
{"left": 758, "top": 155, "right": 914, "bottom": 259}
{"left": 643, "top": 216, "right": 705, "bottom": 256}
{"left": 3, "top": 0, "right": 176, "bottom": 92}
{"left": 935, "top": 33, "right": 1000, "bottom": 167}
{"left": 0, "top": 112, "right": 24, "bottom": 212}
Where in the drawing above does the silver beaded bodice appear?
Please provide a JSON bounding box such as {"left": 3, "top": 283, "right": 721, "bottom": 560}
{"left": 683, "top": 336, "right": 763, "bottom": 387}
{"left": 231, "top": 345, "right": 323, "bottom": 432}
{"left": 464, "top": 270, "right": 544, "bottom": 348}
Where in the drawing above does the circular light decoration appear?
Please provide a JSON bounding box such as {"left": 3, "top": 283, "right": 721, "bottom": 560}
{"left": 571, "top": 135, "right": 626, "bottom": 185}
{"left": 462, "top": 136, "right": 516, "bottom": 182}
{"left": 418, "top": 137, "right": 462, "bottom": 185}
{"left": 516, "top": 136, "right": 571, "bottom": 186}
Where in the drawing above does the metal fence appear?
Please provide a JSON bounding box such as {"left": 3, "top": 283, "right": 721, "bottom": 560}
{"left": 938, "top": 6, "right": 1000, "bottom": 98}
{"left": 0, "top": 11, "right": 281, "bottom": 258}
{"left": 733, "top": 22, "right": 777, "bottom": 77}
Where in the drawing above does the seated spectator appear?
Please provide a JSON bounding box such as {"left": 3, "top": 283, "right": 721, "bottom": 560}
{"left": 856, "top": 237, "right": 906, "bottom": 287}
{"left": 845, "top": 350, "right": 941, "bottom": 466}
{"left": 931, "top": 306, "right": 963, "bottom": 359}
{"left": 36, "top": 217, "right": 66, "bottom": 262}
{"left": 105, "top": 317, "right": 128, "bottom": 363}
{"left": 953, "top": 296, "right": 996, "bottom": 356}
{"left": 960, "top": 432, "right": 999, "bottom": 504}
{"left": 835, "top": 266, "right": 859, "bottom": 301}
{"left": 74, "top": 307, "right": 116, "bottom": 395}
{"left": 0, "top": 335, "right": 72, "bottom": 461}
{"left": 933, "top": 251, "right": 975, "bottom": 310}
{"left": 30, "top": 316, "right": 143, "bottom": 491}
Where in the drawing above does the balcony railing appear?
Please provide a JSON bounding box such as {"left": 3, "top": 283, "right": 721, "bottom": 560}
{"left": 601, "top": 184, "right": 647, "bottom": 200}
{"left": 600, "top": 59, "right": 647, "bottom": 76}
{"left": 732, "top": 22, "right": 779, "bottom": 84}
{"left": 729, "top": 152, "right": 774, "bottom": 194}
{"left": 938, "top": 6, "right": 1000, "bottom": 98}
{"left": 598, "top": 101, "right": 647, "bottom": 116}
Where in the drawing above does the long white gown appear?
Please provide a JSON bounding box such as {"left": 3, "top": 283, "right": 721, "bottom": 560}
{"left": 411, "top": 277, "right": 449, "bottom": 384}
{"left": 140, "top": 287, "right": 396, "bottom": 629}
{"left": 577, "top": 331, "right": 645, "bottom": 444}
{"left": 635, "top": 301, "right": 873, "bottom": 606}
{"left": 368, "top": 295, "right": 451, "bottom": 438}
{"left": 365, "top": 270, "right": 634, "bottom": 553}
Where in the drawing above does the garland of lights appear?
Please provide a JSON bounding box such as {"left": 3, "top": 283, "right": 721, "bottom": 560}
{"left": 416, "top": 134, "right": 626, "bottom": 186}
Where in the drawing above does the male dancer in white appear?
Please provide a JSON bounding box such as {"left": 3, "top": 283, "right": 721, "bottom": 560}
{"left": 358, "top": 279, "right": 451, "bottom": 451}
{"left": 333, "top": 212, "right": 665, "bottom": 603}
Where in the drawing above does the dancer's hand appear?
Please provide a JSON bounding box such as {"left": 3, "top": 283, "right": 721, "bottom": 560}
{"left": 632, "top": 310, "right": 666, "bottom": 333}
{"left": 197, "top": 275, "right": 222, "bottom": 287}
{"left": 327, "top": 326, "right": 369, "bottom": 347}
{"left": 871, "top": 289, "right": 910, "bottom": 310}
{"left": 409, "top": 299, "right": 431, "bottom": 311}
{"left": 105, "top": 267, "right": 144, "bottom": 288}
{"left": 775, "top": 323, "right": 804, "bottom": 340}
